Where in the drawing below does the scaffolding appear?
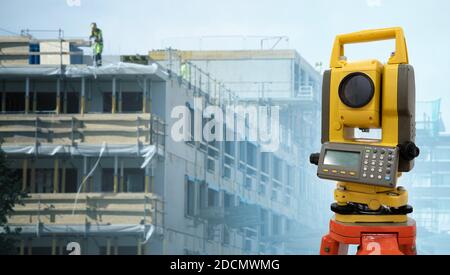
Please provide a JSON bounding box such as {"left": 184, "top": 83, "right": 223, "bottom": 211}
{"left": 416, "top": 99, "right": 445, "bottom": 136}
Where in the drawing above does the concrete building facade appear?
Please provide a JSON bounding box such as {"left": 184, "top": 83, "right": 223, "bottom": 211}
{"left": 1, "top": 40, "right": 327, "bottom": 254}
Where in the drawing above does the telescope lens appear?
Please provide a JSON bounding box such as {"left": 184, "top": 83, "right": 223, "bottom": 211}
{"left": 339, "top": 73, "right": 374, "bottom": 108}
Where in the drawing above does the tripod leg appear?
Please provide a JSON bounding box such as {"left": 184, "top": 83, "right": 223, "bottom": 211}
{"left": 321, "top": 234, "right": 347, "bottom": 255}
{"left": 399, "top": 242, "right": 417, "bottom": 255}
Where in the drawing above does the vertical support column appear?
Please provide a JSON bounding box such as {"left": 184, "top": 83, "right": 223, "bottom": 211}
{"left": 113, "top": 156, "right": 119, "bottom": 193}
{"left": 53, "top": 158, "right": 59, "bottom": 193}
{"left": 82, "top": 156, "right": 88, "bottom": 193}
{"left": 87, "top": 80, "right": 92, "bottom": 113}
{"left": 30, "top": 159, "right": 36, "bottom": 193}
{"left": 59, "top": 239, "right": 64, "bottom": 255}
{"left": 63, "top": 80, "right": 68, "bottom": 114}
{"left": 61, "top": 160, "right": 66, "bottom": 193}
{"left": 268, "top": 153, "right": 273, "bottom": 202}
{"left": 25, "top": 77, "right": 30, "bottom": 114}
{"left": 113, "top": 237, "right": 118, "bottom": 255}
{"left": 19, "top": 240, "right": 25, "bottom": 255}
{"left": 51, "top": 235, "right": 57, "bottom": 255}
{"left": 112, "top": 77, "right": 117, "bottom": 114}
{"left": 151, "top": 170, "right": 154, "bottom": 193}
{"left": 118, "top": 80, "right": 122, "bottom": 113}
{"left": 106, "top": 238, "right": 111, "bottom": 255}
{"left": 1, "top": 80, "right": 5, "bottom": 113}
{"left": 120, "top": 160, "right": 125, "bottom": 192}
{"left": 233, "top": 140, "right": 238, "bottom": 194}
{"left": 148, "top": 80, "right": 152, "bottom": 114}
{"left": 142, "top": 78, "right": 147, "bottom": 113}
{"left": 27, "top": 239, "right": 32, "bottom": 255}
{"left": 90, "top": 176, "right": 94, "bottom": 192}
{"left": 32, "top": 80, "right": 37, "bottom": 112}
{"left": 137, "top": 239, "right": 142, "bottom": 255}
{"left": 145, "top": 164, "right": 151, "bottom": 193}
{"left": 22, "top": 159, "right": 28, "bottom": 192}
{"left": 56, "top": 79, "right": 61, "bottom": 114}
{"left": 80, "top": 77, "right": 86, "bottom": 115}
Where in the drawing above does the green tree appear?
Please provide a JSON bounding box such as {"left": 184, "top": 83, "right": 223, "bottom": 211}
{"left": 0, "top": 148, "right": 26, "bottom": 255}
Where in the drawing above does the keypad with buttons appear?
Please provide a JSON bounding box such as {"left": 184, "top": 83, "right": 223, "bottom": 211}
{"left": 317, "top": 142, "right": 399, "bottom": 187}
{"left": 361, "top": 146, "right": 398, "bottom": 187}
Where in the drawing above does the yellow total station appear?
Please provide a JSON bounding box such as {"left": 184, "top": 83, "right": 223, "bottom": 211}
{"left": 310, "top": 27, "right": 420, "bottom": 223}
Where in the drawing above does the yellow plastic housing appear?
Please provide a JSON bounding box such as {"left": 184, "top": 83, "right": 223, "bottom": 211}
{"left": 335, "top": 60, "right": 383, "bottom": 129}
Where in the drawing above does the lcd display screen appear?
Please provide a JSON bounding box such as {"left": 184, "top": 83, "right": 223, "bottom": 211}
{"left": 323, "top": 150, "right": 360, "bottom": 169}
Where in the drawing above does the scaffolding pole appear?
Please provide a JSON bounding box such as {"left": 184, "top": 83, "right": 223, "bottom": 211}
{"left": 53, "top": 158, "right": 59, "bottom": 193}
{"left": 114, "top": 156, "right": 119, "bottom": 193}
{"left": 61, "top": 160, "right": 66, "bottom": 193}
{"left": 30, "top": 159, "right": 36, "bottom": 193}
{"left": 142, "top": 78, "right": 147, "bottom": 113}
{"left": 120, "top": 159, "right": 125, "bottom": 192}
{"left": 22, "top": 159, "right": 28, "bottom": 191}
{"left": 56, "top": 79, "right": 61, "bottom": 114}
{"left": 112, "top": 77, "right": 117, "bottom": 114}
{"left": 25, "top": 78, "right": 30, "bottom": 114}
{"left": 80, "top": 77, "right": 85, "bottom": 115}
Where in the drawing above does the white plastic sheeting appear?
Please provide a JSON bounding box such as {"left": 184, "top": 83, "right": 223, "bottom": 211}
{"left": 0, "top": 62, "right": 158, "bottom": 78}
{"left": 3, "top": 224, "right": 155, "bottom": 242}
{"left": 1, "top": 143, "right": 156, "bottom": 169}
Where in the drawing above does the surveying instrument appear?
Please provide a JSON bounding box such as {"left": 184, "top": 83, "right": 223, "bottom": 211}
{"left": 310, "top": 27, "right": 420, "bottom": 255}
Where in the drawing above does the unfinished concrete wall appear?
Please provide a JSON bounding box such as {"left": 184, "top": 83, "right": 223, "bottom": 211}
{"left": 39, "top": 41, "right": 70, "bottom": 65}
{"left": 0, "top": 36, "right": 30, "bottom": 66}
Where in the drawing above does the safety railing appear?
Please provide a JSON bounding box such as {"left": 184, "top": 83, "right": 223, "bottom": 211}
{"left": 151, "top": 48, "right": 239, "bottom": 107}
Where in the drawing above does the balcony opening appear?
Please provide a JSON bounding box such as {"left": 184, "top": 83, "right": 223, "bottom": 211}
{"left": 35, "top": 92, "right": 56, "bottom": 112}
{"left": 199, "top": 182, "right": 208, "bottom": 209}
{"left": 260, "top": 209, "right": 268, "bottom": 237}
{"left": 101, "top": 168, "right": 144, "bottom": 193}
{"left": 224, "top": 193, "right": 233, "bottom": 208}
{"left": 247, "top": 143, "right": 256, "bottom": 167}
{"left": 62, "top": 92, "right": 79, "bottom": 114}
{"left": 122, "top": 92, "right": 142, "bottom": 113}
{"left": 102, "top": 92, "right": 112, "bottom": 113}
{"left": 64, "top": 169, "right": 78, "bottom": 193}
{"left": 5, "top": 92, "right": 25, "bottom": 112}
{"left": 208, "top": 188, "right": 219, "bottom": 207}
{"left": 272, "top": 214, "right": 281, "bottom": 236}
{"left": 261, "top": 152, "right": 269, "bottom": 174}
{"left": 186, "top": 179, "right": 196, "bottom": 216}
{"left": 102, "top": 92, "right": 143, "bottom": 113}
{"left": 123, "top": 168, "right": 145, "bottom": 192}
{"left": 273, "top": 156, "right": 282, "bottom": 182}
{"left": 225, "top": 141, "right": 234, "bottom": 156}
{"left": 102, "top": 168, "right": 114, "bottom": 192}
{"left": 35, "top": 169, "right": 55, "bottom": 193}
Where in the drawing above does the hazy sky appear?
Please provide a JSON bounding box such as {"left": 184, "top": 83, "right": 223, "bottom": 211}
{"left": 1, "top": 0, "right": 450, "bottom": 128}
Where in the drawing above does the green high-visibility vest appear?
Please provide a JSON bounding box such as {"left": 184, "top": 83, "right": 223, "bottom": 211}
{"left": 180, "top": 63, "right": 190, "bottom": 80}
{"left": 91, "top": 29, "right": 103, "bottom": 54}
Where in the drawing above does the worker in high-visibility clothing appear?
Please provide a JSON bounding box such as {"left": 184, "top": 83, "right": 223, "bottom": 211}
{"left": 180, "top": 60, "right": 190, "bottom": 81}
{"left": 90, "top": 23, "right": 103, "bottom": 67}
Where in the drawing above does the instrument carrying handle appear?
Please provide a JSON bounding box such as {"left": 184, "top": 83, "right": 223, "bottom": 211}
{"left": 330, "top": 27, "right": 409, "bottom": 67}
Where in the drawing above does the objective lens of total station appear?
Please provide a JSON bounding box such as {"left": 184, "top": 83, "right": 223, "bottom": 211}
{"left": 339, "top": 73, "right": 374, "bottom": 108}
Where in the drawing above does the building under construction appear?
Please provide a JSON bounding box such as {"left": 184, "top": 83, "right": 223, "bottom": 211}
{"left": 402, "top": 99, "right": 450, "bottom": 254}
{"left": 0, "top": 34, "right": 323, "bottom": 254}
